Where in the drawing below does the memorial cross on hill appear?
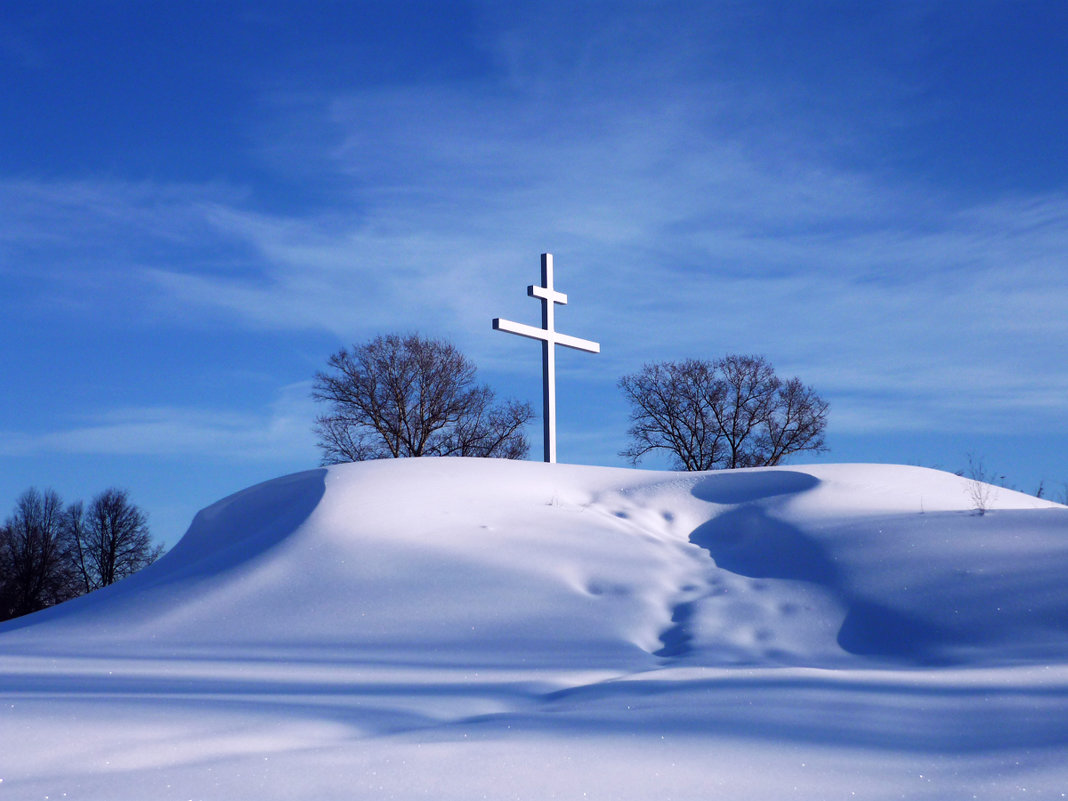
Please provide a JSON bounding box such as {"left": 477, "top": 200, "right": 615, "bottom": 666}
{"left": 493, "top": 253, "right": 600, "bottom": 464}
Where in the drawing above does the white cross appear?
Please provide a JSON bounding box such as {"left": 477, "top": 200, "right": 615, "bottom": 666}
{"left": 493, "top": 253, "right": 600, "bottom": 463}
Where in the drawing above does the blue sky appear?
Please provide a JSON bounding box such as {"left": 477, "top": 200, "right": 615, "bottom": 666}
{"left": 3, "top": 1, "right": 1067, "bottom": 547}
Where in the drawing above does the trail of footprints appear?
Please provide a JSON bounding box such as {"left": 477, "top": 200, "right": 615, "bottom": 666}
{"left": 594, "top": 491, "right": 848, "bottom": 666}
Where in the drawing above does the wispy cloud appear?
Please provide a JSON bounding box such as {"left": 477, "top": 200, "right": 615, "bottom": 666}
{"left": 0, "top": 383, "right": 318, "bottom": 463}
{"left": 5, "top": 132, "right": 1065, "bottom": 444}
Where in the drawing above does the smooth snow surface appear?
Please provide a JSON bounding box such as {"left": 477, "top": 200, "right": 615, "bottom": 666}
{"left": 2, "top": 459, "right": 1067, "bottom": 799}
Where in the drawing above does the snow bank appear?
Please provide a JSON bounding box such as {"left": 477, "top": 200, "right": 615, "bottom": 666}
{"left": 2, "top": 459, "right": 1067, "bottom": 799}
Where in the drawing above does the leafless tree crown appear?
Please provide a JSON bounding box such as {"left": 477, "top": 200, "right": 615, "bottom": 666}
{"left": 1, "top": 487, "right": 162, "bottom": 621}
{"left": 312, "top": 333, "right": 534, "bottom": 464}
{"left": 0, "top": 488, "right": 74, "bottom": 620}
{"left": 67, "top": 488, "right": 162, "bottom": 594}
{"left": 619, "top": 354, "right": 828, "bottom": 471}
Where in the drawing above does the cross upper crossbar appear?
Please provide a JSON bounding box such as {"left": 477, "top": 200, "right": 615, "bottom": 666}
{"left": 528, "top": 284, "right": 568, "bottom": 306}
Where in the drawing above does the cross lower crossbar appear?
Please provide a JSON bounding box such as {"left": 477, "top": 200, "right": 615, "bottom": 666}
{"left": 492, "top": 318, "right": 600, "bottom": 353}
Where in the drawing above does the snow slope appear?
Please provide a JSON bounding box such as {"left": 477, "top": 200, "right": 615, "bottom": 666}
{"left": 2, "top": 458, "right": 1067, "bottom": 799}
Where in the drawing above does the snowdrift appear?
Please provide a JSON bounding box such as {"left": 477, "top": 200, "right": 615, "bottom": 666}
{"left": 2, "top": 459, "right": 1067, "bottom": 800}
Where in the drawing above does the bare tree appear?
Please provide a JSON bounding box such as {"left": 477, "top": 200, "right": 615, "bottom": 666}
{"left": 964, "top": 454, "right": 1000, "bottom": 516}
{"left": 620, "top": 354, "right": 828, "bottom": 471}
{"left": 619, "top": 360, "right": 725, "bottom": 470}
{"left": 0, "top": 488, "right": 76, "bottom": 620}
{"left": 66, "top": 489, "right": 162, "bottom": 594}
{"left": 313, "top": 333, "right": 534, "bottom": 463}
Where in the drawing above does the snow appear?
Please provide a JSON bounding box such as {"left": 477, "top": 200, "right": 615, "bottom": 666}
{"left": 2, "top": 458, "right": 1067, "bottom": 799}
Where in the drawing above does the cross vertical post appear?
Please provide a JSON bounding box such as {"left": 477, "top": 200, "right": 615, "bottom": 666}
{"left": 538, "top": 254, "right": 558, "bottom": 463}
{"left": 493, "top": 253, "right": 600, "bottom": 463}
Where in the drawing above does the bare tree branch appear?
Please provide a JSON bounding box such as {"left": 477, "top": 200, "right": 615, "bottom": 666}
{"left": 619, "top": 355, "right": 828, "bottom": 471}
{"left": 67, "top": 489, "right": 161, "bottom": 592}
{"left": 0, "top": 488, "right": 75, "bottom": 619}
{"left": 312, "top": 333, "right": 534, "bottom": 464}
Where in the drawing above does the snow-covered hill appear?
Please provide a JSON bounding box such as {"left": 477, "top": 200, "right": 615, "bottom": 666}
{"left": 2, "top": 459, "right": 1067, "bottom": 799}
